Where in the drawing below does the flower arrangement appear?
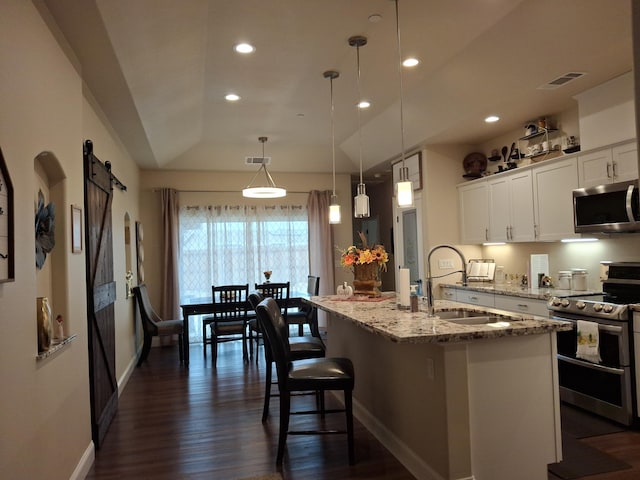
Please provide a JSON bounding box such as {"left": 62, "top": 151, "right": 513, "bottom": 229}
{"left": 339, "top": 232, "right": 389, "bottom": 272}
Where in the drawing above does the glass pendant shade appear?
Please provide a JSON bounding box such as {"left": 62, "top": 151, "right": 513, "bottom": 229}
{"left": 397, "top": 165, "right": 414, "bottom": 207}
{"left": 329, "top": 201, "right": 342, "bottom": 224}
{"left": 354, "top": 183, "right": 370, "bottom": 218}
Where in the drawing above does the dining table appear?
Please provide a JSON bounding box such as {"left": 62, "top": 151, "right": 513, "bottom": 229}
{"left": 180, "top": 291, "right": 312, "bottom": 367}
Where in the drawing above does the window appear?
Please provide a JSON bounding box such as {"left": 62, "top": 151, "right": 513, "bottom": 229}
{"left": 178, "top": 204, "right": 309, "bottom": 343}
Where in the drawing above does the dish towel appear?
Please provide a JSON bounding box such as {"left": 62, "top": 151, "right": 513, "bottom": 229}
{"left": 576, "top": 320, "right": 601, "bottom": 363}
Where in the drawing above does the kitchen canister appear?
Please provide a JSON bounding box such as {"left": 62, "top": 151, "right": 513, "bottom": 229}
{"left": 571, "top": 269, "right": 588, "bottom": 291}
{"left": 557, "top": 271, "right": 572, "bottom": 290}
{"left": 495, "top": 266, "right": 505, "bottom": 284}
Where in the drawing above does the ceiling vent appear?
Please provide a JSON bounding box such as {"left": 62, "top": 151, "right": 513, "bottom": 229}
{"left": 245, "top": 156, "right": 271, "bottom": 166}
{"left": 538, "top": 72, "right": 586, "bottom": 90}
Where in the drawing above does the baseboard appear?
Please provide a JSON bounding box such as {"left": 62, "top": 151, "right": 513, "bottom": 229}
{"left": 350, "top": 397, "right": 447, "bottom": 480}
{"left": 70, "top": 441, "right": 95, "bottom": 480}
{"left": 118, "top": 349, "right": 138, "bottom": 394}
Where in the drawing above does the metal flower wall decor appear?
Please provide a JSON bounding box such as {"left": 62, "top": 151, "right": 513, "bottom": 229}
{"left": 35, "top": 189, "right": 55, "bottom": 269}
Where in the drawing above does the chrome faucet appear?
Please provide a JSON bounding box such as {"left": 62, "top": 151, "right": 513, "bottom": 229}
{"left": 426, "top": 244, "right": 468, "bottom": 317}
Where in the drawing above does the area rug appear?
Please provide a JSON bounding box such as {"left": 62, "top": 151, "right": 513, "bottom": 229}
{"left": 548, "top": 404, "right": 631, "bottom": 479}
{"left": 235, "top": 474, "right": 282, "bottom": 480}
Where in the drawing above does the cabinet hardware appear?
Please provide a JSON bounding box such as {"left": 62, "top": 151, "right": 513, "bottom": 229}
{"left": 517, "top": 303, "right": 529, "bottom": 308}
{"left": 613, "top": 161, "right": 618, "bottom": 178}
{"left": 606, "top": 162, "right": 612, "bottom": 178}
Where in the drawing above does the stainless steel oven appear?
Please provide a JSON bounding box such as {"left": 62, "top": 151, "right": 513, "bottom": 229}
{"left": 548, "top": 262, "right": 640, "bottom": 426}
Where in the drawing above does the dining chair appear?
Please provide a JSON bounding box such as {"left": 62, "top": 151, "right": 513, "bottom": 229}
{"left": 255, "top": 297, "right": 355, "bottom": 466}
{"left": 248, "top": 281, "right": 290, "bottom": 360}
{"left": 208, "top": 284, "right": 250, "bottom": 366}
{"left": 132, "top": 284, "right": 184, "bottom": 366}
{"left": 286, "top": 275, "right": 320, "bottom": 336}
{"left": 249, "top": 292, "right": 325, "bottom": 422}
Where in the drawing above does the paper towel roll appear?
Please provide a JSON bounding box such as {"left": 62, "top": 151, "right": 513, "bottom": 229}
{"left": 399, "top": 268, "right": 411, "bottom": 308}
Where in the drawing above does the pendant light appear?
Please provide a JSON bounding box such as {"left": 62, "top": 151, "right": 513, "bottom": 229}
{"left": 393, "top": 0, "right": 414, "bottom": 208}
{"left": 349, "top": 35, "right": 370, "bottom": 218}
{"left": 324, "top": 70, "right": 342, "bottom": 224}
{"left": 242, "top": 137, "right": 286, "bottom": 198}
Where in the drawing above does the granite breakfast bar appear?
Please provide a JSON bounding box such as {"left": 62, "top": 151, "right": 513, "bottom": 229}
{"left": 307, "top": 293, "right": 572, "bottom": 480}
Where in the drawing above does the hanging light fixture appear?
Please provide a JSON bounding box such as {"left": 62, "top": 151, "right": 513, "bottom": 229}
{"left": 324, "top": 70, "right": 342, "bottom": 224}
{"left": 393, "top": 0, "right": 414, "bottom": 208}
{"left": 349, "top": 35, "right": 370, "bottom": 218}
{"left": 242, "top": 136, "right": 286, "bottom": 198}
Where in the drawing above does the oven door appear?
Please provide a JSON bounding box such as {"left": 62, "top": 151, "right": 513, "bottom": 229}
{"left": 552, "top": 313, "right": 633, "bottom": 425}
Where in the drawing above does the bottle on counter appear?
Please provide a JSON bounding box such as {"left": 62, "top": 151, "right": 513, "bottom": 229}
{"left": 495, "top": 266, "right": 505, "bottom": 284}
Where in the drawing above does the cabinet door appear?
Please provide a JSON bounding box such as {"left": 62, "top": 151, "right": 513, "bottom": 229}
{"left": 495, "top": 295, "right": 549, "bottom": 317}
{"left": 611, "top": 141, "right": 638, "bottom": 183}
{"left": 458, "top": 181, "right": 488, "bottom": 244}
{"left": 456, "top": 290, "right": 495, "bottom": 307}
{"left": 578, "top": 148, "right": 613, "bottom": 188}
{"left": 508, "top": 170, "right": 535, "bottom": 242}
{"left": 533, "top": 157, "right": 579, "bottom": 241}
{"left": 487, "top": 177, "right": 509, "bottom": 242}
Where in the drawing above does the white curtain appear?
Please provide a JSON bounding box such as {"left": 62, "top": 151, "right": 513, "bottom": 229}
{"left": 178, "top": 204, "right": 309, "bottom": 343}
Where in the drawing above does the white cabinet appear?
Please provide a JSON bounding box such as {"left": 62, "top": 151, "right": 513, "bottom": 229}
{"left": 487, "top": 170, "right": 535, "bottom": 242}
{"left": 440, "top": 286, "right": 457, "bottom": 301}
{"left": 532, "top": 157, "right": 579, "bottom": 241}
{"left": 494, "top": 295, "right": 549, "bottom": 317}
{"left": 578, "top": 141, "right": 638, "bottom": 188}
{"left": 458, "top": 182, "right": 488, "bottom": 244}
{"left": 456, "top": 289, "right": 495, "bottom": 308}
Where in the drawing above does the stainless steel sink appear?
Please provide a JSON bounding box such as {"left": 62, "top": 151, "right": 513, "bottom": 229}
{"left": 446, "top": 316, "right": 505, "bottom": 325}
{"left": 435, "top": 309, "right": 489, "bottom": 319}
{"left": 435, "top": 309, "right": 510, "bottom": 326}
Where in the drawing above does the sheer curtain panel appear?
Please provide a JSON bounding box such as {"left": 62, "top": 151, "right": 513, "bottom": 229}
{"left": 179, "top": 204, "right": 309, "bottom": 343}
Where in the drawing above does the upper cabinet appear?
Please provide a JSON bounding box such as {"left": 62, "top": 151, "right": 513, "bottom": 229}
{"left": 458, "top": 181, "right": 489, "bottom": 244}
{"left": 577, "top": 140, "right": 638, "bottom": 188}
{"left": 532, "top": 157, "right": 579, "bottom": 241}
{"left": 487, "top": 170, "right": 535, "bottom": 242}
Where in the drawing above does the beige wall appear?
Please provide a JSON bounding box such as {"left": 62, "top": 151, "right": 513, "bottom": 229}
{"left": 0, "top": 2, "right": 140, "bottom": 478}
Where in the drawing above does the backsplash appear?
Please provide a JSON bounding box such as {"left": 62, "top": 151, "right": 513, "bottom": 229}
{"left": 481, "top": 235, "right": 640, "bottom": 292}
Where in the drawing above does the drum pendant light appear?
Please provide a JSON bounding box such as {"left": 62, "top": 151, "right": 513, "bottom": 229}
{"left": 242, "top": 137, "right": 286, "bottom": 198}
{"left": 349, "top": 35, "right": 370, "bottom": 218}
{"left": 324, "top": 70, "right": 342, "bottom": 224}
{"left": 393, "top": 0, "right": 414, "bottom": 208}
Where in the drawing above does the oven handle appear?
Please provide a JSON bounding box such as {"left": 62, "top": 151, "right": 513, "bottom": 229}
{"left": 558, "top": 354, "right": 625, "bottom": 375}
{"left": 551, "top": 316, "right": 624, "bottom": 335}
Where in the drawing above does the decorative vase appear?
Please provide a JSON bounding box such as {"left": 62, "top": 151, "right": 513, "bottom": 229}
{"left": 36, "top": 296, "right": 53, "bottom": 353}
{"left": 353, "top": 263, "right": 382, "bottom": 297}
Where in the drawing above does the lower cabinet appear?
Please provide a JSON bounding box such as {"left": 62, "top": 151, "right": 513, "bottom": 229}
{"left": 494, "top": 295, "right": 550, "bottom": 317}
{"left": 456, "top": 290, "right": 495, "bottom": 307}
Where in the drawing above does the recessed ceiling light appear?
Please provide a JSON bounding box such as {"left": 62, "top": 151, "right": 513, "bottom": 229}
{"left": 358, "top": 100, "right": 370, "bottom": 109}
{"left": 368, "top": 14, "right": 382, "bottom": 23}
{"left": 485, "top": 115, "right": 500, "bottom": 123}
{"left": 403, "top": 58, "right": 419, "bottom": 67}
{"left": 225, "top": 93, "right": 240, "bottom": 101}
{"left": 234, "top": 43, "right": 255, "bottom": 54}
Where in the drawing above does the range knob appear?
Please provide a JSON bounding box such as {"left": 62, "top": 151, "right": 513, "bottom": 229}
{"left": 603, "top": 304, "right": 614, "bottom": 313}
{"left": 550, "top": 297, "right": 562, "bottom": 306}
{"left": 576, "top": 301, "right": 586, "bottom": 309}
{"left": 593, "top": 303, "right": 604, "bottom": 312}
{"left": 561, "top": 298, "right": 570, "bottom": 307}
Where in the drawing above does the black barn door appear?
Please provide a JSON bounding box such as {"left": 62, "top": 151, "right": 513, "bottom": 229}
{"left": 83, "top": 140, "right": 118, "bottom": 448}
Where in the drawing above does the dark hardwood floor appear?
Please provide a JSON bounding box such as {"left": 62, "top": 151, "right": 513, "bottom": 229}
{"left": 86, "top": 341, "right": 640, "bottom": 480}
{"left": 86, "top": 341, "right": 415, "bottom": 479}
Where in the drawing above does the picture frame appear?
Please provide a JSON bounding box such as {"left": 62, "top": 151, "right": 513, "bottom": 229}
{"left": 71, "top": 205, "right": 82, "bottom": 253}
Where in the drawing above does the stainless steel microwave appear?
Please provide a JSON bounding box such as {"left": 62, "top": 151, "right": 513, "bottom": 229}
{"left": 573, "top": 180, "right": 640, "bottom": 233}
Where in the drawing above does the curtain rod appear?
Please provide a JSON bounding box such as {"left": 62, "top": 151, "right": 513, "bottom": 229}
{"left": 153, "top": 188, "right": 311, "bottom": 194}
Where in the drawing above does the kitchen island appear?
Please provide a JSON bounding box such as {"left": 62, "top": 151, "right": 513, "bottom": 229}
{"left": 307, "top": 293, "right": 572, "bottom": 480}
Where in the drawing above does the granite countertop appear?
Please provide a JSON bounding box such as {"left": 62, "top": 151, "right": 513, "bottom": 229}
{"left": 308, "top": 293, "right": 571, "bottom": 344}
{"left": 440, "top": 282, "right": 602, "bottom": 300}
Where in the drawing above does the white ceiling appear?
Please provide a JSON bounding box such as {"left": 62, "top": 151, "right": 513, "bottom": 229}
{"left": 42, "top": 0, "right": 632, "bottom": 179}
